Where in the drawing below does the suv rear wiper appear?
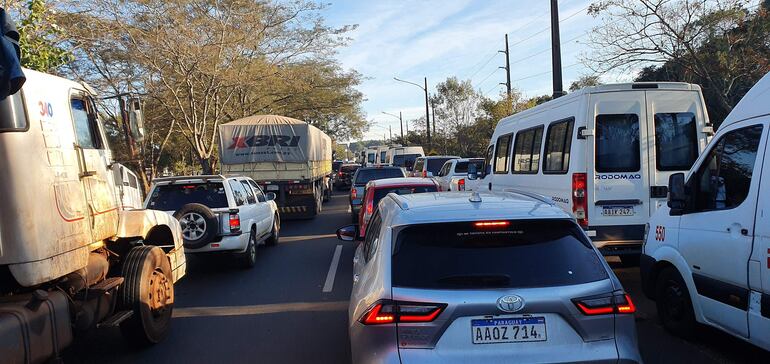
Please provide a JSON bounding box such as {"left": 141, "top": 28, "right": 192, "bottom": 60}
{"left": 436, "top": 274, "right": 511, "bottom": 288}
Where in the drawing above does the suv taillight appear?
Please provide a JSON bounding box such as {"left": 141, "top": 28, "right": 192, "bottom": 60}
{"left": 359, "top": 300, "right": 446, "bottom": 325}
{"left": 229, "top": 213, "right": 241, "bottom": 232}
{"left": 364, "top": 195, "right": 373, "bottom": 221}
{"left": 572, "top": 173, "right": 588, "bottom": 227}
{"left": 422, "top": 170, "right": 427, "bottom": 178}
{"left": 573, "top": 292, "right": 635, "bottom": 315}
{"left": 458, "top": 178, "right": 466, "bottom": 191}
{"left": 351, "top": 188, "right": 357, "bottom": 200}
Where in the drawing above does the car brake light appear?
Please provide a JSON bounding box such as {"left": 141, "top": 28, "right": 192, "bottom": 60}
{"left": 351, "top": 188, "right": 357, "bottom": 200}
{"left": 458, "top": 178, "right": 466, "bottom": 191}
{"left": 338, "top": 171, "right": 344, "bottom": 177}
{"left": 359, "top": 300, "right": 446, "bottom": 325}
{"left": 365, "top": 196, "right": 373, "bottom": 217}
{"left": 229, "top": 213, "right": 241, "bottom": 232}
{"left": 572, "top": 173, "right": 588, "bottom": 227}
{"left": 474, "top": 221, "right": 510, "bottom": 228}
{"left": 574, "top": 293, "right": 635, "bottom": 316}
{"left": 422, "top": 170, "right": 427, "bottom": 178}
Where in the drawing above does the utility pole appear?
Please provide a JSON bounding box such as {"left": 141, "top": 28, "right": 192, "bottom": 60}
{"left": 550, "top": 0, "right": 566, "bottom": 98}
{"left": 424, "top": 77, "right": 431, "bottom": 148}
{"left": 499, "top": 34, "right": 512, "bottom": 97}
{"left": 399, "top": 111, "right": 403, "bottom": 140}
{"left": 389, "top": 125, "right": 392, "bottom": 141}
{"left": 431, "top": 100, "right": 436, "bottom": 137}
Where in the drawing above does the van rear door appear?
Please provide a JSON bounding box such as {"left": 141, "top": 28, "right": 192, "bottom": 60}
{"left": 588, "top": 91, "right": 650, "bottom": 237}
{"left": 645, "top": 89, "right": 707, "bottom": 214}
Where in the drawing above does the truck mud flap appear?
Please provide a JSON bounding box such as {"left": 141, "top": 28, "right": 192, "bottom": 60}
{"left": 0, "top": 290, "right": 73, "bottom": 364}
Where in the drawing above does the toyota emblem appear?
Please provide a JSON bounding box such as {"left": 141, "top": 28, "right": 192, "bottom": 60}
{"left": 497, "top": 294, "right": 525, "bottom": 313}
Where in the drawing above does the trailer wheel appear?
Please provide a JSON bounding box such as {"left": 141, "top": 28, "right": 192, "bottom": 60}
{"left": 118, "top": 245, "right": 174, "bottom": 346}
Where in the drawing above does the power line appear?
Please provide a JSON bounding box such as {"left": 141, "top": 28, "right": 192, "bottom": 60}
{"left": 465, "top": 51, "right": 499, "bottom": 80}
{"left": 475, "top": 67, "right": 500, "bottom": 89}
{"left": 511, "top": 62, "right": 581, "bottom": 83}
{"left": 508, "top": 4, "right": 589, "bottom": 49}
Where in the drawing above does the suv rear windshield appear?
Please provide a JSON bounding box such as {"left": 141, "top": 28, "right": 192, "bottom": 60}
{"left": 393, "top": 154, "right": 420, "bottom": 170}
{"left": 372, "top": 185, "right": 436, "bottom": 208}
{"left": 455, "top": 160, "right": 483, "bottom": 174}
{"left": 392, "top": 220, "right": 607, "bottom": 289}
{"left": 354, "top": 168, "right": 405, "bottom": 185}
{"left": 427, "top": 158, "right": 454, "bottom": 175}
{"left": 341, "top": 165, "right": 359, "bottom": 173}
{"left": 332, "top": 161, "right": 343, "bottom": 172}
{"left": 147, "top": 182, "right": 228, "bottom": 212}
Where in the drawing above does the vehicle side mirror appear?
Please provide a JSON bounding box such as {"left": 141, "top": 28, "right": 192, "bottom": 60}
{"left": 336, "top": 225, "right": 362, "bottom": 242}
{"left": 467, "top": 164, "right": 478, "bottom": 180}
{"left": 127, "top": 97, "right": 145, "bottom": 143}
{"left": 266, "top": 192, "right": 276, "bottom": 201}
{"left": 667, "top": 173, "right": 687, "bottom": 216}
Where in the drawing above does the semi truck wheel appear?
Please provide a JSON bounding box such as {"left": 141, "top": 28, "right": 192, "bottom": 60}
{"left": 118, "top": 245, "right": 174, "bottom": 346}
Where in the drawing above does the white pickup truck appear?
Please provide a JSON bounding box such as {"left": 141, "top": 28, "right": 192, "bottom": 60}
{"left": 146, "top": 175, "right": 280, "bottom": 268}
{"left": 433, "top": 158, "right": 484, "bottom": 191}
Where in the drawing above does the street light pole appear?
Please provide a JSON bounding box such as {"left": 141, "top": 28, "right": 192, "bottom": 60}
{"left": 394, "top": 76, "right": 432, "bottom": 148}
{"left": 382, "top": 111, "right": 404, "bottom": 142}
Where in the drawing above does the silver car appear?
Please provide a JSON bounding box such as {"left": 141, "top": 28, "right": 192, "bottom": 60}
{"left": 337, "top": 191, "right": 641, "bottom": 364}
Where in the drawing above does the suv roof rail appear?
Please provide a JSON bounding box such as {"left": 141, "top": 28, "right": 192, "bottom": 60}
{"left": 388, "top": 193, "right": 410, "bottom": 210}
{"left": 152, "top": 174, "right": 227, "bottom": 184}
{"left": 500, "top": 188, "right": 554, "bottom": 206}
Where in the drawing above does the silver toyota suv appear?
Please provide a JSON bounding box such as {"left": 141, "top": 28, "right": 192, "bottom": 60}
{"left": 336, "top": 191, "right": 641, "bottom": 364}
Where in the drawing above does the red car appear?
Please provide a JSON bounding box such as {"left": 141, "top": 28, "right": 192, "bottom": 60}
{"left": 358, "top": 177, "right": 439, "bottom": 237}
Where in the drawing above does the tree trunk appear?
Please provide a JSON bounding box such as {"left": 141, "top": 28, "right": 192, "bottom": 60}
{"left": 199, "top": 157, "right": 213, "bottom": 175}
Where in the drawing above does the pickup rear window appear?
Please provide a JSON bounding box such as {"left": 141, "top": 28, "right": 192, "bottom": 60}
{"left": 354, "top": 168, "right": 405, "bottom": 185}
{"left": 148, "top": 182, "right": 228, "bottom": 212}
{"left": 392, "top": 220, "right": 607, "bottom": 289}
{"left": 372, "top": 185, "right": 436, "bottom": 208}
{"left": 426, "top": 158, "right": 454, "bottom": 175}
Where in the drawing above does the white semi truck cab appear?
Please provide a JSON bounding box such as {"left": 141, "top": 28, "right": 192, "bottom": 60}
{"left": 0, "top": 68, "right": 186, "bottom": 362}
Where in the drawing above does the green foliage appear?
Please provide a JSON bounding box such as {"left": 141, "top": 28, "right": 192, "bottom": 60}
{"left": 18, "top": 0, "right": 71, "bottom": 72}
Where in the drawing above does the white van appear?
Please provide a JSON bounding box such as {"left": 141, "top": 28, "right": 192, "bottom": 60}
{"left": 375, "top": 146, "right": 389, "bottom": 165}
{"left": 641, "top": 72, "right": 770, "bottom": 350}
{"left": 385, "top": 146, "right": 425, "bottom": 171}
{"left": 364, "top": 147, "right": 379, "bottom": 167}
{"left": 471, "top": 82, "right": 712, "bottom": 263}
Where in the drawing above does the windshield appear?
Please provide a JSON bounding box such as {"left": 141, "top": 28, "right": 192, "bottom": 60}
{"left": 426, "top": 158, "right": 454, "bottom": 174}
{"left": 332, "top": 161, "right": 343, "bottom": 172}
{"left": 372, "top": 185, "right": 436, "bottom": 208}
{"left": 147, "top": 182, "right": 228, "bottom": 212}
{"left": 354, "top": 168, "right": 405, "bottom": 185}
{"left": 392, "top": 154, "right": 420, "bottom": 170}
{"left": 392, "top": 220, "right": 607, "bottom": 289}
{"left": 341, "top": 165, "right": 359, "bottom": 173}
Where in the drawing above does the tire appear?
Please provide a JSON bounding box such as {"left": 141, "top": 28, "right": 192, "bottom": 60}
{"left": 656, "top": 267, "right": 697, "bottom": 338}
{"left": 619, "top": 254, "right": 641, "bottom": 267}
{"left": 173, "top": 203, "right": 219, "bottom": 249}
{"left": 265, "top": 215, "right": 280, "bottom": 247}
{"left": 323, "top": 186, "right": 331, "bottom": 203}
{"left": 118, "top": 246, "right": 174, "bottom": 346}
{"left": 238, "top": 229, "right": 257, "bottom": 269}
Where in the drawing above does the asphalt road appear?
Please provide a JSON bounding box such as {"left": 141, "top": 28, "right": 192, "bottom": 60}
{"left": 65, "top": 191, "right": 770, "bottom": 363}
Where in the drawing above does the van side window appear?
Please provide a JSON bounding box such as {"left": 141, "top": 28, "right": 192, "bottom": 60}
{"left": 494, "top": 133, "right": 513, "bottom": 174}
{"left": 544, "top": 118, "right": 574, "bottom": 174}
{"left": 512, "top": 126, "right": 544, "bottom": 174}
{"left": 71, "top": 97, "right": 103, "bottom": 149}
{"left": 691, "top": 124, "right": 763, "bottom": 212}
{"left": 484, "top": 145, "right": 494, "bottom": 175}
{"left": 364, "top": 212, "right": 383, "bottom": 263}
{"left": 654, "top": 112, "right": 699, "bottom": 171}
{"left": 596, "top": 114, "right": 640, "bottom": 173}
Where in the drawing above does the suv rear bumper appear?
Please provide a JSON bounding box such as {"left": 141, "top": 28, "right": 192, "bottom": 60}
{"left": 185, "top": 231, "right": 249, "bottom": 254}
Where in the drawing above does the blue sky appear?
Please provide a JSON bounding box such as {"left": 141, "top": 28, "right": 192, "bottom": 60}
{"left": 323, "top": 0, "right": 617, "bottom": 141}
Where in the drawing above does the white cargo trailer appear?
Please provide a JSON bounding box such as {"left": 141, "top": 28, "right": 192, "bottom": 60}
{"left": 219, "top": 115, "right": 332, "bottom": 218}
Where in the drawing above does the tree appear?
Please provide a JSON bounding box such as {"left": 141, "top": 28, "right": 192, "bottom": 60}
{"left": 16, "top": 0, "right": 71, "bottom": 73}
{"left": 585, "top": 0, "right": 767, "bottom": 119}
{"left": 60, "top": 0, "right": 365, "bottom": 176}
{"left": 569, "top": 75, "right": 602, "bottom": 92}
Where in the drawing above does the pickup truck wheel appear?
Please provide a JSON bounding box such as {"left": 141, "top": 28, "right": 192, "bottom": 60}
{"left": 265, "top": 215, "right": 280, "bottom": 246}
{"left": 238, "top": 229, "right": 257, "bottom": 269}
{"left": 173, "top": 203, "right": 218, "bottom": 249}
{"left": 118, "top": 246, "right": 174, "bottom": 346}
{"left": 619, "top": 254, "right": 641, "bottom": 267}
{"left": 656, "top": 267, "right": 696, "bottom": 338}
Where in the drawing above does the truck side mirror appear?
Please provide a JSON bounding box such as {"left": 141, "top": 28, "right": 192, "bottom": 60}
{"left": 467, "top": 163, "right": 478, "bottom": 180}
{"left": 667, "top": 173, "right": 687, "bottom": 216}
{"left": 127, "top": 97, "right": 145, "bottom": 143}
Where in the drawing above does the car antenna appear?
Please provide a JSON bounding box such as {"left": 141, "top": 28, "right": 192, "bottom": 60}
{"left": 469, "top": 191, "right": 482, "bottom": 203}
